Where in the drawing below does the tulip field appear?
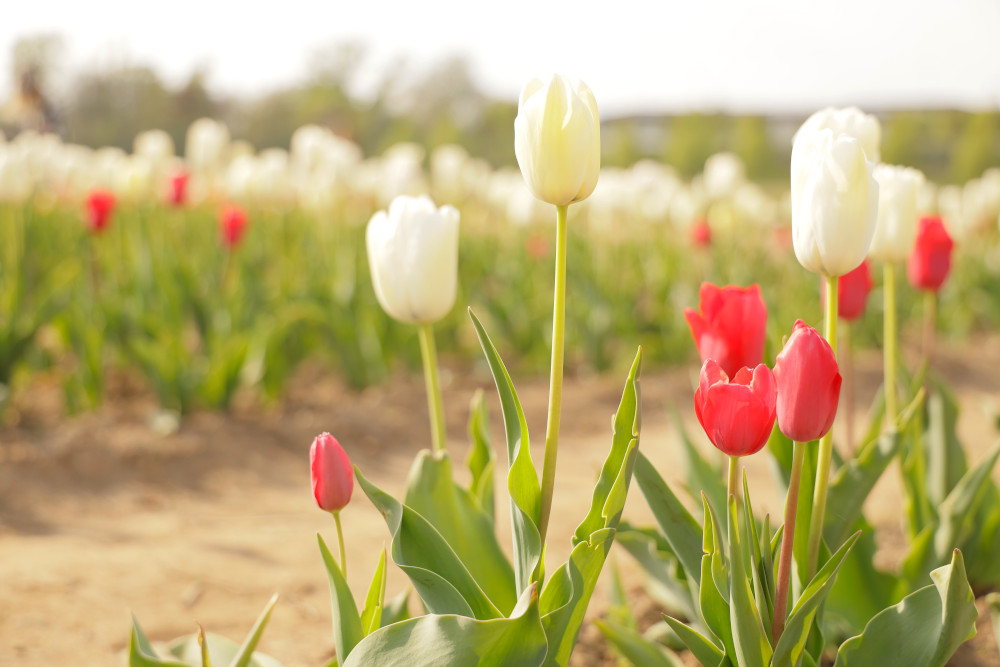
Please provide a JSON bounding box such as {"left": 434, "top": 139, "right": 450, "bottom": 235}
{"left": 4, "top": 82, "right": 1000, "bottom": 667}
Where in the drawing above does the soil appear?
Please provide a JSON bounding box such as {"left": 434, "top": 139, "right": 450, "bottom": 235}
{"left": 1, "top": 335, "right": 999, "bottom": 666}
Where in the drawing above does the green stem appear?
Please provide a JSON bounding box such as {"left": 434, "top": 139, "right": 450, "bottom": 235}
{"left": 883, "top": 262, "right": 898, "bottom": 425}
{"left": 843, "top": 322, "right": 854, "bottom": 454}
{"left": 807, "top": 274, "right": 838, "bottom": 577}
{"left": 333, "top": 510, "right": 347, "bottom": 576}
{"left": 537, "top": 204, "right": 569, "bottom": 547}
{"left": 772, "top": 441, "right": 805, "bottom": 641}
{"left": 922, "top": 290, "right": 936, "bottom": 368}
{"left": 727, "top": 455, "right": 740, "bottom": 500}
{"left": 418, "top": 323, "right": 447, "bottom": 453}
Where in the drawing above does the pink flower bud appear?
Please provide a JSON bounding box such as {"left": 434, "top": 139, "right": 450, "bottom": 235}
{"left": 908, "top": 216, "right": 954, "bottom": 292}
{"left": 685, "top": 283, "right": 767, "bottom": 380}
{"left": 310, "top": 433, "right": 353, "bottom": 513}
{"left": 694, "top": 360, "right": 777, "bottom": 457}
{"left": 219, "top": 204, "right": 248, "bottom": 248}
{"left": 85, "top": 190, "right": 116, "bottom": 234}
{"left": 773, "top": 320, "right": 841, "bottom": 442}
{"left": 169, "top": 170, "right": 189, "bottom": 207}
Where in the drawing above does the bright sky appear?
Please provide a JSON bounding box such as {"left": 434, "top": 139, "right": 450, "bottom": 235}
{"left": 3, "top": 0, "right": 1000, "bottom": 116}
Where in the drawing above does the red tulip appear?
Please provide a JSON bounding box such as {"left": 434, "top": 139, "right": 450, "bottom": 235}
{"left": 310, "top": 433, "right": 353, "bottom": 512}
{"left": 908, "top": 216, "right": 954, "bottom": 292}
{"left": 773, "top": 320, "right": 841, "bottom": 442}
{"left": 219, "top": 204, "right": 248, "bottom": 248}
{"left": 685, "top": 283, "right": 767, "bottom": 380}
{"left": 823, "top": 260, "right": 873, "bottom": 321}
{"left": 85, "top": 190, "right": 116, "bottom": 234}
{"left": 168, "top": 170, "right": 189, "bottom": 207}
{"left": 694, "top": 360, "right": 777, "bottom": 457}
{"left": 690, "top": 218, "right": 712, "bottom": 247}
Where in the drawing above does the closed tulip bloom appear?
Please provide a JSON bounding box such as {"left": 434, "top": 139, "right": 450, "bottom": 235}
{"left": 514, "top": 74, "right": 600, "bottom": 206}
{"left": 908, "top": 216, "right": 954, "bottom": 292}
{"left": 85, "top": 190, "right": 116, "bottom": 233}
{"left": 869, "top": 165, "right": 922, "bottom": 263}
{"left": 366, "top": 194, "right": 460, "bottom": 325}
{"left": 836, "top": 260, "right": 874, "bottom": 321}
{"left": 695, "top": 360, "right": 777, "bottom": 457}
{"left": 774, "top": 320, "right": 842, "bottom": 442}
{"left": 684, "top": 283, "right": 767, "bottom": 380}
{"left": 168, "top": 170, "right": 189, "bottom": 206}
{"left": 795, "top": 107, "right": 882, "bottom": 163}
{"left": 218, "top": 204, "right": 248, "bottom": 248}
{"left": 690, "top": 218, "right": 712, "bottom": 247}
{"left": 791, "top": 128, "right": 879, "bottom": 277}
{"left": 310, "top": 433, "right": 353, "bottom": 513}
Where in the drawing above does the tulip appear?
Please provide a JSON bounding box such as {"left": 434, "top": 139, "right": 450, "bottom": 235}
{"left": 690, "top": 218, "right": 712, "bottom": 247}
{"left": 85, "top": 190, "right": 116, "bottom": 234}
{"left": 790, "top": 128, "right": 879, "bottom": 277}
{"left": 366, "top": 194, "right": 460, "bottom": 326}
{"left": 774, "top": 320, "right": 841, "bottom": 443}
{"left": 218, "top": 204, "right": 248, "bottom": 248}
{"left": 514, "top": 74, "right": 600, "bottom": 206}
{"left": 168, "top": 170, "right": 189, "bottom": 207}
{"left": 908, "top": 216, "right": 954, "bottom": 292}
{"left": 795, "top": 106, "right": 882, "bottom": 163}
{"left": 869, "top": 165, "right": 922, "bottom": 263}
{"left": 310, "top": 432, "right": 354, "bottom": 513}
{"left": 835, "top": 260, "right": 874, "bottom": 322}
{"left": 684, "top": 283, "right": 767, "bottom": 381}
{"left": 694, "top": 359, "right": 777, "bottom": 459}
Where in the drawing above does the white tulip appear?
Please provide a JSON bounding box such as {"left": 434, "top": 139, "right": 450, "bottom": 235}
{"left": 366, "top": 195, "right": 459, "bottom": 325}
{"left": 791, "top": 128, "right": 879, "bottom": 277}
{"left": 795, "top": 107, "right": 882, "bottom": 162}
{"left": 869, "top": 165, "right": 923, "bottom": 263}
{"left": 514, "top": 74, "right": 600, "bottom": 206}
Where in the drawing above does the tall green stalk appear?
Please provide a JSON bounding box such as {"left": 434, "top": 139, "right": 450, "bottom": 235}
{"left": 773, "top": 440, "right": 805, "bottom": 641}
{"left": 807, "top": 274, "right": 838, "bottom": 577}
{"left": 883, "top": 262, "right": 898, "bottom": 424}
{"left": 728, "top": 456, "right": 740, "bottom": 500}
{"left": 333, "top": 510, "right": 347, "bottom": 576}
{"left": 418, "top": 323, "right": 447, "bottom": 453}
{"left": 537, "top": 204, "right": 569, "bottom": 547}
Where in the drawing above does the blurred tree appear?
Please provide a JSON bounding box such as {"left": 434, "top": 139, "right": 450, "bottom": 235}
{"left": 951, "top": 111, "right": 999, "bottom": 182}
{"left": 732, "top": 115, "right": 778, "bottom": 181}
{"left": 663, "top": 113, "right": 725, "bottom": 179}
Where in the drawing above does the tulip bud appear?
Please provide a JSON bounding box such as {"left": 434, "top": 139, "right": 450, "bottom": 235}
{"left": 366, "top": 194, "right": 460, "bottom": 325}
{"left": 908, "top": 216, "right": 954, "bottom": 292}
{"left": 773, "top": 320, "right": 842, "bottom": 442}
{"left": 85, "top": 190, "right": 116, "bottom": 234}
{"left": 218, "top": 204, "right": 248, "bottom": 248}
{"left": 833, "top": 259, "right": 874, "bottom": 321}
{"left": 684, "top": 283, "right": 767, "bottom": 381}
{"left": 514, "top": 74, "right": 600, "bottom": 206}
{"left": 790, "top": 128, "right": 879, "bottom": 277}
{"left": 795, "top": 107, "right": 882, "bottom": 163}
{"left": 694, "top": 360, "right": 777, "bottom": 457}
{"left": 869, "top": 165, "right": 922, "bottom": 263}
{"left": 690, "top": 218, "right": 712, "bottom": 247}
{"left": 168, "top": 169, "right": 190, "bottom": 207}
{"left": 310, "top": 433, "right": 353, "bottom": 513}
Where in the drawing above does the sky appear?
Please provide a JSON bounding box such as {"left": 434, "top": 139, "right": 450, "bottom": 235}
{"left": 3, "top": 0, "right": 1000, "bottom": 117}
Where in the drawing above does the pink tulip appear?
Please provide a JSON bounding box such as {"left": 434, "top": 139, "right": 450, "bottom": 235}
{"left": 694, "top": 360, "right": 777, "bottom": 457}
{"left": 219, "top": 204, "right": 248, "bottom": 248}
{"left": 310, "top": 433, "right": 353, "bottom": 513}
{"left": 685, "top": 283, "right": 767, "bottom": 380}
{"left": 85, "top": 190, "right": 116, "bottom": 234}
{"left": 773, "top": 320, "right": 841, "bottom": 442}
{"left": 169, "top": 170, "right": 189, "bottom": 207}
{"left": 908, "top": 216, "right": 954, "bottom": 292}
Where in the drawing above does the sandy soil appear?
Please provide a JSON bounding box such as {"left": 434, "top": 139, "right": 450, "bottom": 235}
{"left": 1, "top": 335, "right": 999, "bottom": 666}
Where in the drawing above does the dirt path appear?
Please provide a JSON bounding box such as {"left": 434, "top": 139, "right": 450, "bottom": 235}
{"left": 1, "top": 335, "right": 999, "bottom": 666}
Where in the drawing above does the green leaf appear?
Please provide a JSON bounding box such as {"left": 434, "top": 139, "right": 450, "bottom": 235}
{"left": 381, "top": 589, "right": 410, "bottom": 628}
{"left": 661, "top": 615, "right": 725, "bottom": 667}
{"left": 360, "top": 549, "right": 387, "bottom": 635}
{"left": 615, "top": 528, "right": 697, "bottom": 620}
{"left": 342, "top": 584, "right": 547, "bottom": 667}
{"left": 167, "top": 633, "right": 283, "bottom": 667}
{"left": 834, "top": 550, "right": 977, "bottom": 667}
{"left": 128, "top": 616, "right": 189, "bottom": 667}
{"left": 673, "top": 408, "right": 727, "bottom": 520}
{"left": 700, "top": 497, "right": 736, "bottom": 665}
{"left": 318, "top": 535, "right": 363, "bottom": 665}
{"left": 727, "top": 495, "right": 771, "bottom": 667}
{"left": 355, "top": 467, "right": 502, "bottom": 619}
{"left": 596, "top": 618, "right": 685, "bottom": 667}
{"left": 823, "top": 527, "right": 898, "bottom": 640}
{"left": 633, "top": 451, "right": 703, "bottom": 589}
{"left": 469, "top": 309, "right": 542, "bottom": 595}
{"left": 227, "top": 593, "right": 279, "bottom": 667}
{"left": 792, "top": 440, "right": 819, "bottom": 591}
{"left": 402, "top": 450, "right": 517, "bottom": 614}
{"left": 742, "top": 475, "right": 773, "bottom": 643}
{"left": 773, "top": 532, "right": 859, "bottom": 666}
{"left": 467, "top": 389, "right": 496, "bottom": 522}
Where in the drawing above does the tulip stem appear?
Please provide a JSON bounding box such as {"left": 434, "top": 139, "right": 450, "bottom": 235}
{"left": 807, "top": 274, "right": 838, "bottom": 577}
{"left": 418, "top": 324, "right": 447, "bottom": 453}
{"left": 922, "top": 290, "right": 936, "bottom": 367}
{"left": 333, "top": 510, "right": 347, "bottom": 576}
{"left": 773, "top": 440, "right": 805, "bottom": 642}
{"left": 538, "top": 204, "right": 569, "bottom": 549}
{"left": 727, "top": 456, "right": 739, "bottom": 500}
{"left": 842, "top": 322, "right": 855, "bottom": 454}
{"left": 883, "top": 262, "right": 898, "bottom": 425}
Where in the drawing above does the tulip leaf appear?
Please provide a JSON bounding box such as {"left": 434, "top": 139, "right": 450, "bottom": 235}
{"left": 824, "top": 526, "right": 898, "bottom": 640}
{"left": 342, "top": 584, "right": 547, "bottom": 667}
{"left": 596, "top": 618, "right": 685, "bottom": 667}
{"left": 615, "top": 527, "right": 697, "bottom": 620}
{"left": 469, "top": 309, "right": 542, "bottom": 595}
{"left": 167, "top": 632, "right": 283, "bottom": 667}
{"left": 661, "top": 615, "right": 726, "bottom": 667}
{"left": 700, "top": 497, "right": 736, "bottom": 665}
{"left": 355, "top": 468, "right": 502, "bottom": 620}
{"left": 833, "top": 550, "right": 977, "bottom": 667}
{"left": 727, "top": 495, "right": 772, "bottom": 667}
{"left": 673, "top": 408, "right": 727, "bottom": 520}
{"left": 922, "top": 384, "right": 968, "bottom": 508}
{"left": 467, "top": 388, "right": 496, "bottom": 522}
{"left": 381, "top": 589, "right": 411, "bottom": 628}
{"left": 128, "top": 616, "right": 190, "bottom": 667}
{"left": 360, "top": 549, "right": 387, "bottom": 635}
{"left": 318, "top": 534, "right": 363, "bottom": 665}
{"left": 224, "top": 593, "right": 279, "bottom": 667}
{"left": 402, "top": 450, "right": 517, "bottom": 614}
{"left": 773, "top": 532, "right": 859, "bottom": 666}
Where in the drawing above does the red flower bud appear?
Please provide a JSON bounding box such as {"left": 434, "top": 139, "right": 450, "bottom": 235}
{"left": 823, "top": 260, "right": 873, "bottom": 321}
{"left": 310, "top": 433, "right": 353, "bottom": 513}
{"left": 219, "top": 204, "right": 248, "bottom": 248}
{"left": 685, "top": 283, "right": 767, "bottom": 380}
{"left": 773, "top": 320, "right": 841, "bottom": 442}
{"left": 908, "top": 216, "right": 954, "bottom": 292}
{"left": 694, "top": 360, "right": 777, "bottom": 457}
{"left": 690, "top": 218, "right": 712, "bottom": 247}
{"left": 85, "top": 190, "right": 116, "bottom": 234}
{"left": 169, "top": 170, "right": 189, "bottom": 207}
